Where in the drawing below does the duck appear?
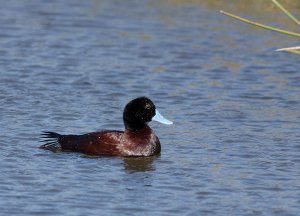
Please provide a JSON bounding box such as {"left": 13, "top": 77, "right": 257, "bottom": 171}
{"left": 40, "top": 96, "right": 173, "bottom": 157}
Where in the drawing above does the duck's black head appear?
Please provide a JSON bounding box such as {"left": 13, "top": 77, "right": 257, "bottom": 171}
{"left": 123, "top": 97, "right": 156, "bottom": 131}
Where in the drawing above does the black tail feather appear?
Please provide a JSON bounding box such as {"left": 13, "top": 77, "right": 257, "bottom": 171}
{"left": 40, "top": 131, "right": 62, "bottom": 152}
{"left": 41, "top": 131, "right": 61, "bottom": 138}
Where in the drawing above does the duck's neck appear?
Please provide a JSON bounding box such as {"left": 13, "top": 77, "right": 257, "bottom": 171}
{"left": 124, "top": 120, "right": 148, "bottom": 132}
{"left": 124, "top": 124, "right": 151, "bottom": 134}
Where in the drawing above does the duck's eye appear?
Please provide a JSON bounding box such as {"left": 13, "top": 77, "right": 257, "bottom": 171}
{"left": 145, "top": 103, "right": 151, "bottom": 110}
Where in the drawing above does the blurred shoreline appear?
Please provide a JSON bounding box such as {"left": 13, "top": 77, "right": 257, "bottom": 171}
{"left": 162, "top": 0, "right": 300, "bottom": 10}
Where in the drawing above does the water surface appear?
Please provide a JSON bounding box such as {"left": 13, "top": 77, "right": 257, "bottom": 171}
{"left": 0, "top": 1, "right": 300, "bottom": 215}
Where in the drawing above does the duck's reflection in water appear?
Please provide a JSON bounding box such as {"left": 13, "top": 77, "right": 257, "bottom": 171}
{"left": 123, "top": 155, "right": 159, "bottom": 172}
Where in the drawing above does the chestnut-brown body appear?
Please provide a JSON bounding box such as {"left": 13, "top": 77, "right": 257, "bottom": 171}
{"left": 50, "top": 125, "right": 160, "bottom": 156}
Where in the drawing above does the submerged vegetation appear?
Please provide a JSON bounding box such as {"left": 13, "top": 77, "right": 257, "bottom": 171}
{"left": 220, "top": 0, "right": 300, "bottom": 55}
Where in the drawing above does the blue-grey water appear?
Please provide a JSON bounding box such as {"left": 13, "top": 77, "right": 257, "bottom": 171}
{"left": 1, "top": 1, "right": 300, "bottom": 215}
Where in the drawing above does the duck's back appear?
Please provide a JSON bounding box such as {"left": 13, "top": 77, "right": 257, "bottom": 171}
{"left": 41, "top": 131, "right": 123, "bottom": 156}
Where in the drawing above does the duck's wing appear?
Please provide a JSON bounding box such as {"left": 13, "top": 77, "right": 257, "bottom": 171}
{"left": 40, "top": 131, "right": 123, "bottom": 155}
